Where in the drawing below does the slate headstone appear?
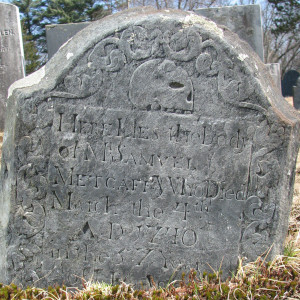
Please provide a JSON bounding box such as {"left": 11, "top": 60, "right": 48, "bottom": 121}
{"left": 46, "top": 23, "right": 90, "bottom": 59}
{"left": 1, "top": 8, "right": 299, "bottom": 288}
{"left": 282, "top": 70, "right": 300, "bottom": 97}
{"left": 293, "top": 78, "right": 300, "bottom": 109}
{"left": 0, "top": 2, "right": 25, "bottom": 130}
{"left": 195, "top": 4, "right": 264, "bottom": 62}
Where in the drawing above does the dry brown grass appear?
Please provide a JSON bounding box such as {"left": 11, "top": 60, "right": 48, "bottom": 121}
{"left": 287, "top": 150, "right": 300, "bottom": 256}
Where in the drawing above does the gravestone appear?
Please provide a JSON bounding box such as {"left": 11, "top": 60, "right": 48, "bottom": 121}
{"left": 195, "top": 4, "right": 264, "bottom": 61}
{"left": 282, "top": 70, "right": 300, "bottom": 97}
{"left": 1, "top": 8, "right": 300, "bottom": 288}
{"left": 266, "top": 63, "right": 281, "bottom": 91}
{"left": 0, "top": 2, "right": 25, "bottom": 131}
{"left": 46, "top": 23, "right": 90, "bottom": 59}
{"left": 293, "top": 78, "right": 300, "bottom": 109}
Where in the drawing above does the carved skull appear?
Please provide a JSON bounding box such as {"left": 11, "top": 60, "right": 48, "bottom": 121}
{"left": 129, "top": 59, "right": 194, "bottom": 113}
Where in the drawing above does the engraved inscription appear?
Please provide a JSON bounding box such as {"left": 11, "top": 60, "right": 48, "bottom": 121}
{"left": 0, "top": 47, "right": 8, "bottom": 53}
{"left": 0, "top": 29, "right": 15, "bottom": 36}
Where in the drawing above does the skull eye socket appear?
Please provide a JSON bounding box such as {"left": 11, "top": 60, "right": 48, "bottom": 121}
{"left": 169, "top": 82, "right": 184, "bottom": 89}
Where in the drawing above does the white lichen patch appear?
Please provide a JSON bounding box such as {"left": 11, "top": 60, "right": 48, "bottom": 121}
{"left": 183, "top": 15, "right": 223, "bottom": 37}
{"left": 238, "top": 53, "right": 248, "bottom": 61}
{"left": 67, "top": 52, "right": 74, "bottom": 60}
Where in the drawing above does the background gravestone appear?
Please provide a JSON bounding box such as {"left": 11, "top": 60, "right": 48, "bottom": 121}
{"left": 282, "top": 70, "right": 300, "bottom": 97}
{"left": 46, "top": 5, "right": 265, "bottom": 62}
{"left": 194, "top": 4, "right": 264, "bottom": 61}
{"left": 0, "top": 2, "right": 25, "bottom": 131}
{"left": 266, "top": 63, "right": 281, "bottom": 91}
{"left": 46, "top": 23, "right": 90, "bottom": 59}
{"left": 293, "top": 78, "right": 300, "bottom": 109}
{"left": 0, "top": 8, "right": 299, "bottom": 288}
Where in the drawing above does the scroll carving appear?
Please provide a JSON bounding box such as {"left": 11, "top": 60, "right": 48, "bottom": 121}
{"left": 17, "top": 164, "right": 47, "bottom": 204}
{"left": 15, "top": 201, "right": 45, "bottom": 237}
{"left": 242, "top": 196, "right": 275, "bottom": 254}
{"left": 88, "top": 37, "right": 126, "bottom": 72}
{"left": 163, "top": 28, "right": 202, "bottom": 61}
{"left": 120, "top": 26, "right": 153, "bottom": 61}
{"left": 129, "top": 59, "right": 193, "bottom": 113}
{"left": 63, "top": 64, "right": 103, "bottom": 98}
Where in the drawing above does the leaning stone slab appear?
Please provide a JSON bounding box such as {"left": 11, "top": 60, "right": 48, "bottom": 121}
{"left": 0, "top": 3, "right": 25, "bottom": 130}
{"left": 1, "top": 8, "right": 299, "bottom": 288}
{"left": 293, "top": 78, "right": 300, "bottom": 110}
{"left": 195, "top": 4, "right": 264, "bottom": 61}
{"left": 46, "top": 22, "right": 90, "bottom": 59}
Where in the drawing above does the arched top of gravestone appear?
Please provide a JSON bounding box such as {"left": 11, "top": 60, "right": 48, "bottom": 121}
{"left": 8, "top": 7, "right": 299, "bottom": 125}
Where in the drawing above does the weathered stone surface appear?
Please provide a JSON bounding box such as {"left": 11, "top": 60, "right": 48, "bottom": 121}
{"left": 195, "top": 4, "right": 264, "bottom": 61}
{"left": 282, "top": 70, "right": 300, "bottom": 97}
{"left": 0, "top": 3, "right": 25, "bottom": 130}
{"left": 46, "top": 22, "right": 90, "bottom": 59}
{"left": 1, "top": 8, "right": 299, "bottom": 288}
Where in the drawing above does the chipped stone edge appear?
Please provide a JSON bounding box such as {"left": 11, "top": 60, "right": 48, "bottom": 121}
{"left": 7, "top": 66, "right": 46, "bottom": 99}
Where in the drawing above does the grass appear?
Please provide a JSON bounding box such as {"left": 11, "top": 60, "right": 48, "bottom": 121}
{"left": 0, "top": 253, "right": 299, "bottom": 299}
